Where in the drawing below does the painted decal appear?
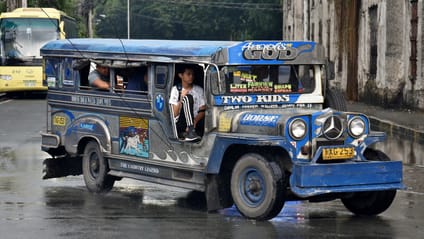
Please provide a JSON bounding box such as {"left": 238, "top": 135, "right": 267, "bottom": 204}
{"left": 218, "top": 113, "right": 233, "bottom": 132}
{"left": 230, "top": 83, "right": 248, "bottom": 93}
{"left": 155, "top": 94, "right": 164, "bottom": 112}
{"left": 240, "top": 113, "right": 281, "bottom": 127}
{"left": 234, "top": 71, "right": 257, "bottom": 82}
{"left": 79, "top": 123, "right": 95, "bottom": 131}
{"left": 223, "top": 103, "right": 314, "bottom": 110}
{"left": 274, "top": 84, "right": 293, "bottom": 93}
{"left": 227, "top": 41, "right": 315, "bottom": 65}
{"left": 242, "top": 42, "right": 299, "bottom": 60}
{"left": 47, "top": 77, "right": 56, "bottom": 87}
{"left": 71, "top": 95, "right": 111, "bottom": 106}
{"left": 119, "top": 162, "right": 159, "bottom": 175}
{"left": 119, "top": 116, "right": 149, "bottom": 158}
{"left": 215, "top": 94, "right": 291, "bottom": 106}
{"left": 246, "top": 82, "right": 273, "bottom": 93}
{"left": 53, "top": 115, "right": 66, "bottom": 126}
{"left": 229, "top": 82, "right": 293, "bottom": 94}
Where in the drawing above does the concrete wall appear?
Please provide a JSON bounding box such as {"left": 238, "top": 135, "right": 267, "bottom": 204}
{"left": 283, "top": 0, "right": 424, "bottom": 110}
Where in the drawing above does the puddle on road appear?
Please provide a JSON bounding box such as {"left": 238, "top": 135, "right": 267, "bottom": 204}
{"left": 374, "top": 135, "right": 424, "bottom": 194}
{"left": 0, "top": 147, "right": 16, "bottom": 171}
{"left": 373, "top": 134, "right": 424, "bottom": 166}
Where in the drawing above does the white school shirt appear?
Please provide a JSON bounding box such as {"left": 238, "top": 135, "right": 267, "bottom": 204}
{"left": 169, "top": 85, "right": 205, "bottom": 118}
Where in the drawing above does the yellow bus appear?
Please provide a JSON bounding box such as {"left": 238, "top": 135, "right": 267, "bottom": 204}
{"left": 0, "top": 8, "right": 77, "bottom": 93}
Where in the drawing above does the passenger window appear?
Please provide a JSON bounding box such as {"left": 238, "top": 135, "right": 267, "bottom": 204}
{"left": 74, "top": 60, "right": 91, "bottom": 90}
{"left": 155, "top": 65, "right": 168, "bottom": 89}
{"left": 62, "top": 58, "right": 75, "bottom": 89}
{"left": 118, "top": 66, "right": 148, "bottom": 95}
{"left": 45, "top": 58, "right": 61, "bottom": 88}
{"left": 45, "top": 57, "right": 76, "bottom": 89}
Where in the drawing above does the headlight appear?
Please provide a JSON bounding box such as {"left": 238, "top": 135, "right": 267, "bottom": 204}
{"left": 348, "top": 116, "right": 365, "bottom": 138}
{"left": 289, "top": 118, "right": 307, "bottom": 140}
{"left": 0, "top": 74, "right": 12, "bottom": 81}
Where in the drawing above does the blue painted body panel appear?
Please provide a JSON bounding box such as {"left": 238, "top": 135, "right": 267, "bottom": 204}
{"left": 41, "top": 39, "right": 320, "bottom": 65}
{"left": 290, "top": 160, "right": 403, "bottom": 197}
{"left": 41, "top": 39, "right": 238, "bottom": 57}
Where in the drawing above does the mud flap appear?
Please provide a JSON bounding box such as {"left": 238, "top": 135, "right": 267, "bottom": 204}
{"left": 42, "top": 156, "right": 82, "bottom": 179}
{"left": 205, "top": 174, "right": 233, "bottom": 211}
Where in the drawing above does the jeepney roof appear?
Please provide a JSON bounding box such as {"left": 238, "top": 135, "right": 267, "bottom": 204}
{"left": 40, "top": 38, "right": 326, "bottom": 65}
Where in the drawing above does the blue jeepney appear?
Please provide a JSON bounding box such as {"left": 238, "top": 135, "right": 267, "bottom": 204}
{"left": 40, "top": 39, "right": 403, "bottom": 220}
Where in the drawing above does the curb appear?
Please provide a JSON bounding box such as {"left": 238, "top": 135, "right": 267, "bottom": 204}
{"left": 369, "top": 116, "right": 424, "bottom": 144}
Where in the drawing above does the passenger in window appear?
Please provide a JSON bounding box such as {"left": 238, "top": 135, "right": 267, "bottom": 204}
{"left": 125, "top": 67, "right": 147, "bottom": 93}
{"left": 141, "top": 69, "right": 148, "bottom": 91}
{"left": 169, "top": 66, "right": 206, "bottom": 142}
{"left": 88, "top": 64, "right": 123, "bottom": 90}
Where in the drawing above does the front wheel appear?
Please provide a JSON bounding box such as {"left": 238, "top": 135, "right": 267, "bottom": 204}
{"left": 82, "top": 141, "right": 115, "bottom": 193}
{"left": 341, "top": 190, "right": 396, "bottom": 215}
{"left": 341, "top": 149, "right": 396, "bottom": 215}
{"left": 230, "top": 153, "right": 286, "bottom": 220}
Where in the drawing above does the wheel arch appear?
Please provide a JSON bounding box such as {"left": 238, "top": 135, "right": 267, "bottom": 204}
{"left": 77, "top": 136, "right": 107, "bottom": 155}
{"left": 205, "top": 140, "right": 291, "bottom": 212}
{"left": 64, "top": 115, "right": 112, "bottom": 155}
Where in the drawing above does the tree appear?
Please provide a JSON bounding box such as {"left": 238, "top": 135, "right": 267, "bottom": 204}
{"left": 94, "top": 0, "right": 282, "bottom": 40}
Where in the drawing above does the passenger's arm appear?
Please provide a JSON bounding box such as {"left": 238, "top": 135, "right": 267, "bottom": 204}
{"left": 172, "top": 102, "right": 182, "bottom": 117}
{"left": 194, "top": 105, "right": 206, "bottom": 128}
{"left": 170, "top": 86, "right": 182, "bottom": 117}
{"left": 92, "top": 78, "right": 110, "bottom": 90}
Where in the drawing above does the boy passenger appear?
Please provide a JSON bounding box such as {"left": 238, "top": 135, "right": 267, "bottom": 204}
{"left": 169, "top": 65, "right": 206, "bottom": 142}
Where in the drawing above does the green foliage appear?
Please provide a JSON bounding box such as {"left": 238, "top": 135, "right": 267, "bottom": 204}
{"left": 0, "top": 1, "right": 6, "bottom": 12}
{"left": 28, "top": 0, "right": 77, "bottom": 15}
{"left": 13, "top": 0, "right": 282, "bottom": 39}
{"left": 95, "top": 0, "right": 282, "bottom": 40}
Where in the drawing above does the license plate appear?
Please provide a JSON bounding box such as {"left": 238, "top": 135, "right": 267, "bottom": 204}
{"left": 23, "top": 80, "right": 36, "bottom": 87}
{"left": 53, "top": 115, "right": 66, "bottom": 126}
{"left": 322, "top": 147, "right": 354, "bottom": 160}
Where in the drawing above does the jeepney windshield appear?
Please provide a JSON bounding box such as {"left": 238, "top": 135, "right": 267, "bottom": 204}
{"left": 213, "top": 65, "right": 316, "bottom": 95}
{"left": 0, "top": 18, "right": 59, "bottom": 65}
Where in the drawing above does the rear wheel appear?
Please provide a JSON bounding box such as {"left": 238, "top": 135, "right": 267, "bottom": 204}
{"left": 341, "top": 149, "right": 396, "bottom": 215}
{"left": 230, "top": 153, "right": 286, "bottom": 220}
{"left": 82, "top": 141, "right": 115, "bottom": 193}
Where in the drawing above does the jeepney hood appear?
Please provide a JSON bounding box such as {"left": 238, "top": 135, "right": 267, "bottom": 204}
{"left": 217, "top": 108, "right": 317, "bottom": 135}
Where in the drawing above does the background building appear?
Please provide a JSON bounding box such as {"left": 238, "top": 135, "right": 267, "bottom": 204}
{"left": 283, "top": 0, "right": 424, "bottom": 110}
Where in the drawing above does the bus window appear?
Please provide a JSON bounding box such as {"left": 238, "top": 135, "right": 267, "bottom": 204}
{"left": 0, "top": 8, "right": 77, "bottom": 93}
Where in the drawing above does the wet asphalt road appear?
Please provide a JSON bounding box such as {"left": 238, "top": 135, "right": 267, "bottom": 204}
{"left": 0, "top": 98, "right": 423, "bottom": 239}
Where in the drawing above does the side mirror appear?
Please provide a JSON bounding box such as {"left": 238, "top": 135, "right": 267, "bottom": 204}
{"left": 326, "top": 60, "right": 335, "bottom": 80}
{"left": 59, "top": 21, "right": 65, "bottom": 38}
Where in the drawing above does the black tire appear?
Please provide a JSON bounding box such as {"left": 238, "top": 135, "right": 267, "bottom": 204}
{"left": 82, "top": 141, "right": 115, "bottom": 193}
{"left": 324, "top": 88, "right": 347, "bottom": 111}
{"left": 341, "top": 149, "right": 396, "bottom": 215}
{"left": 230, "top": 153, "right": 286, "bottom": 220}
